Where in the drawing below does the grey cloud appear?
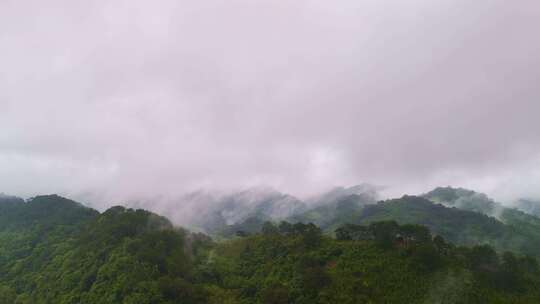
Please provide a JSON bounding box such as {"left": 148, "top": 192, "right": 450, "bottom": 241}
{"left": 1, "top": 0, "right": 540, "bottom": 210}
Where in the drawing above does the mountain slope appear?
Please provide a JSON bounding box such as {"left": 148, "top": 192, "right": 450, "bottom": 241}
{"left": 423, "top": 187, "right": 502, "bottom": 216}
{"left": 1, "top": 192, "right": 540, "bottom": 303}
{"left": 348, "top": 195, "right": 540, "bottom": 258}
{"left": 209, "top": 187, "right": 540, "bottom": 258}
{"left": 0, "top": 195, "right": 210, "bottom": 304}
{"left": 208, "top": 221, "right": 540, "bottom": 303}
{"left": 0, "top": 194, "right": 100, "bottom": 271}
{"left": 514, "top": 199, "right": 540, "bottom": 217}
{"left": 214, "top": 185, "right": 379, "bottom": 237}
{"left": 0, "top": 194, "right": 98, "bottom": 230}
{"left": 288, "top": 192, "right": 375, "bottom": 231}
{"left": 287, "top": 185, "right": 379, "bottom": 228}
{"left": 158, "top": 187, "right": 307, "bottom": 234}
{"left": 423, "top": 187, "right": 540, "bottom": 256}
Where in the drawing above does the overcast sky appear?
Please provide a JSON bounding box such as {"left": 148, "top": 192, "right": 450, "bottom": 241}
{"left": 1, "top": 0, "right": 539, "bottom": 208}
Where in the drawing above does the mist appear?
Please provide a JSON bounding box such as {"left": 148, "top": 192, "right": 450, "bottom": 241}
{"left": 1, "top": 0, "right": 540, "bottom": 211}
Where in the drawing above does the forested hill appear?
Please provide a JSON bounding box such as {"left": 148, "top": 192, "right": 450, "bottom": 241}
{"left": 0, "top": 194, "right": 540, "bottom": 303}
{"left": 0, "top": 194, "right": 98, "bottom": 229}
{"left": 422, "top": 188, "right": 540, "bottom": 257}
{"left": 0, "top": 194, "right": 213, "bottom": 303}
{"left": 353, "top": 195, "right": 540, "bottom": 258}
{"left": 225, "top": 193, "right": 540, "bottom": 259}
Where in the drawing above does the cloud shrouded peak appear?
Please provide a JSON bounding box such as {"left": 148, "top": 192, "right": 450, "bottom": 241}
{"left": 1, "top": 0, "right": 540, "bottom": 209}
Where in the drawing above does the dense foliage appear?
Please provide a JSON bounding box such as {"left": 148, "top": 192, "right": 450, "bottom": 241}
{"left": 1, "top": 194, "right": 540, "bottom": 303}
{"left": 267, "top": 194, "right": 540, "bottom": 259}
{"left": 0, "top": 196, "right": 210, "bottom": 303}
{"left": 203, "top": 221, "right": 540, "bottom": 303}
{"left": 424, "top": 188, "right": 540, "bottom": 257}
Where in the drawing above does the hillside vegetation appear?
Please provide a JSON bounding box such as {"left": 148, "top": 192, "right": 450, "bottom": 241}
{"left": 0, "top": 193, "right": 539, "bottom": 303}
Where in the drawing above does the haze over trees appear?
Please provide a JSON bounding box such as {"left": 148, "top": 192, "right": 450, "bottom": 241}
{"left": 1, "top": 188, "right": 540, "bottom": 303}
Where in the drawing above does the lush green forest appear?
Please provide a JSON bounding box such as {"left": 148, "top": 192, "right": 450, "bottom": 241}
{"left": 227, "top": 193, "right": 540, "bottom": 259}
{"left": 1, "top": 194, "right": 540, "bottom": 303}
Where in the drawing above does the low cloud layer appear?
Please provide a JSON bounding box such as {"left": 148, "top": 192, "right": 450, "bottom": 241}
{"left": 1, "top": 0, "right": 540, "bottom": 208}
